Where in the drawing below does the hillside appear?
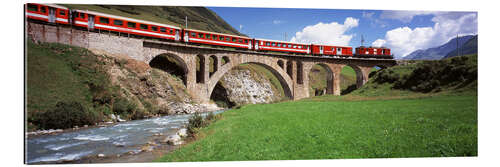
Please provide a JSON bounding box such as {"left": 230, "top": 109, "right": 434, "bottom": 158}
{"left": 444, "top": 35, "right": 478, "bottom": 59}
{"left": 403, "top": 35, "right": 474, "bottom": 60}
{"left": 59, "top": 4, "right": 244, "bottom": 36}
{"left": 354, "top": 54, "right": 477, "bottom": 97}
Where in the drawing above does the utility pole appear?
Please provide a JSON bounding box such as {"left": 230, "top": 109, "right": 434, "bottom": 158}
{"left": 361, "top": 35, "right": 365, "bottom": 47}
{"left": 284, "top": 32, "right": 287, "bottom": 41}
{"left": 456, "top": 34, "right": 459, "bottom": 57}
{"left": 185, "top": 16, "right": 188, "bottom": 29}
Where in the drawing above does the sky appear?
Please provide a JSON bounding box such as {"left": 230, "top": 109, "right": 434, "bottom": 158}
{"left": 207, "top": 7, "right": 477, "bottom": 58}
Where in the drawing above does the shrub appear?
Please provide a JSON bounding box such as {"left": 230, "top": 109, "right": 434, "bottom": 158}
{"left": 33, "top": 101, "right": 99, "bottom": 129}
{"left": 113, "top": 97, "right": 137, "bottom": 115}
{"left": 187, "top": 112, "right": 206, "bottom": 137}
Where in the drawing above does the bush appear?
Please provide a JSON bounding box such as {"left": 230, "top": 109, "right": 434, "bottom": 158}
{"left": 187, "top": 112, "right": 206, "bottom": 137}
{"left": 113, "top": 97, "right": 137, "bottom": 115}
{"left": 33, "top": 101, "right": 100, "bottom": 129}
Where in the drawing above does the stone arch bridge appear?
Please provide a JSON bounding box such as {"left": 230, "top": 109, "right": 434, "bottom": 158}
{"left": 27, "top": 22, "right": 397, "bottom": 103}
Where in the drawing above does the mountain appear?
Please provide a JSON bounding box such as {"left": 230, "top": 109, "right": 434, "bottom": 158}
{"left": 59, "top": 4, "right": 244, "bottom": 36}
{"left": 443, "top": 35, "right": 477, "bottom": 59}
{"left": 403, "top": 35, "right": 474, "bottom": 60}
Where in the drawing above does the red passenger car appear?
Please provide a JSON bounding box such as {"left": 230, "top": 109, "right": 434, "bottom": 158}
{"left": 26, "top": 3, "right": 69, "bottom": 25}
{"left": 355, "top": 46, "right": 391, "bottom": 57}
{"left": 183, "top": 29, "right": 252, "bottom": 49}
{"left": 311, "top": 44, "right": 353, "bottom": 57}
{"left": 72, "top": 10, "right": 181, "bottom": 41}
{"left": 254, "top": 39, "right": 310, "bottom": 54}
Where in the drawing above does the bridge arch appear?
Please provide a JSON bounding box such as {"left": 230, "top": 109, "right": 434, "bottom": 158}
{"left": 342, "top": 64, "right": 366, "bottom": 88}
{"left": 206, "top": 57, "right": 294, "bottom": 100}
{"left": 305, "top": 63, "right": 336, "bottom": 96}
{"left": 149, "top": 53, "right": 189, "bottom": 85}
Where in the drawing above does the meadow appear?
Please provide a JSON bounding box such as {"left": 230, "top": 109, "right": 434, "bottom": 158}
{"left": 157, "top": 94, "right": 477, "bottom": 161}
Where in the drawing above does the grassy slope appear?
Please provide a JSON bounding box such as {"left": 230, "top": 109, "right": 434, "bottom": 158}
{"left": 27, "top": 40, "right": 102, "bottom": 112}
{"left": 59, "top": 4, "right": 243, "bottom": 36}
{"left": 157, "top": 54, "right": 477, "bottom": 161}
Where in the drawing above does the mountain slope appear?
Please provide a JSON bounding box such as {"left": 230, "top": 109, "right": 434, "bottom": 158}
{"left": 444, "top": 35, "right": 478, "bottom": 59}
{"left": 59, "top": 4, "right": 244, "bottom": 36}
{"left": 403, "top": 35, "right": 474, "bottom": 60}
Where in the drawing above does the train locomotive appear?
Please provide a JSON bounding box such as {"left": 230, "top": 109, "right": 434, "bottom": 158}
{"left": 26, "top": 3, "right": 393, "bottom": 59}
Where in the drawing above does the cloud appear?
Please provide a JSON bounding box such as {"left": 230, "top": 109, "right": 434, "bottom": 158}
{"left": 362, "top": 11, "right": 375, "bottom": 19}
{"left": 372, "top": 39, "right": 386, "bottom": 47}
{"left": 290, "top": 17, "right": 359, "bottom": 46}
{"left": 380, "top": 10, "right": 441, "bottom": 23}
{"left": 273, "top": 20, "right": 285, "bottom": 25}
{"left": 239, "top": 24, "right": 243, "bottom": 31}
{"left": 372, "top": 12, "right": 477, "bottom": 57}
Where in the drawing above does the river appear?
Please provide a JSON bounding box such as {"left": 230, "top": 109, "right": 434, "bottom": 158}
{"left": 25, "top": 111, "right": 222, "bottom": 164}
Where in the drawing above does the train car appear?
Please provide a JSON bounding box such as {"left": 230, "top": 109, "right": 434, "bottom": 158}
{"left": 183, "top": 29, "right": 252, "bottom": 49}
{"left": 72, "top": 10, "right": 182, "bottom": 41}
{"left": 311, "top": 44, "right": 353, "bottom": 57}
{"left": 355, "top": 46, "right": 392, "bottom": 58}
{"left": 254, "top": 38, "right": 310, "bottom": 54}
{"left": 26, "top": 3, "right": 70, "bottom": 25}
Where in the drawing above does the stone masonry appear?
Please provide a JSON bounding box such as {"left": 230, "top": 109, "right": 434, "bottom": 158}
{"left": 27, "top": 22, "right": 397, "bottom": 103}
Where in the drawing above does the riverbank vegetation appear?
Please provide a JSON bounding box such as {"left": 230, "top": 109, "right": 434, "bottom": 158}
{"left": 157, "top": 54, "right": 477, "bottom": 161}
{"left": 27, "top": 41, "right": 154, "bottom": 130}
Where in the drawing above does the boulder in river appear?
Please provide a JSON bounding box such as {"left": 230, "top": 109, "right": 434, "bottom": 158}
{"left": 177, "top": 128, "right": 187, "bottom": 138}
{"left": 163, "top": 135, "right": 183, "bottom": 145}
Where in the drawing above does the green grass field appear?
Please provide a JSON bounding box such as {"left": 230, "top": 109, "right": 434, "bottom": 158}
{"left": 157, "top": 93, "right": 477, "bottom": 161}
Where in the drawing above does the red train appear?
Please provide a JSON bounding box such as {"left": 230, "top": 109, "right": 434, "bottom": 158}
{"left": 26, "top": 3, "right": 393, "bottom": 59}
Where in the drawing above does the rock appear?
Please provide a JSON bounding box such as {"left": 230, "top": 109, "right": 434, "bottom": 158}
{"left": 177, "top": 128, "right": 187, "bottom": 138}
{"left": 147, "top": 141, "right": 157, "bottom": 146}
{"left": 110, "top": 114, "right": 117, "bottom": 121}
{"left": 140, "top": 145, "right": 154, "bottom": 152}
{"left": 97, "top": 154, "right": 105, "bottom": 158}
{"left": 162, "top": 135, "right": 183, "bottom": 145}
{"left": 84, "top": 125, "right": 88, "bottom": 128}
{"left": 116, "top": 115, "right": 126, "bottom": 122}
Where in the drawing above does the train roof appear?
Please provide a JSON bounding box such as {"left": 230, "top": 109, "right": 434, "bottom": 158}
{"left": 31, "top": 3, "right": 69, "bottom": 9}
{"left": 312, "top": 44, "right": 352, "bottom": 48}
{"left": 357, "top": 46, "right": 389, "bottom": 49}
{"left": 74, "top": 9, "right": 181, "bottom": 29}
{"left": 184, "top": 28, "right": 251, "bottom": 39}
{"left": 254, "top": 38, "right": 310, "bottom": 45}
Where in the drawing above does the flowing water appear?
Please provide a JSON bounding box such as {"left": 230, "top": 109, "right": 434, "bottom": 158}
{"left": 26, "top": 111, "right": 222, "bottom": 164}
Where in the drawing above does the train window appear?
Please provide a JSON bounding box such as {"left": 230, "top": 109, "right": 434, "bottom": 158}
{"left": 272, "top": 43, "right": 276, "bottom": 46}
{"left": 160, "top": 27, "right": 166, "bottom": 33}
{"left": 298, "top": 45, "right": 302, "bottom": 49}
{"left": 226, "top": 37, "right": 230, "bottom": 41}
{"left": 127, "top": 22, "right": 136, "bottom": 28}
{"left": 140, "top": 24, "right": 148, "bottom": 30}
{"left": 213, "top": 35, "right": 217, "bottom": 40}
{"left": 277, "top": 43, "right": 281, "bottom": 47}
{"left": 293, "top": 45, "right": 297, "bottom": 48}
{"left": 244, "top": 39, "right": 248, "bottom": 43}
{"left": 40, "top": 6, "right": 46, "bottom": 13}
{"left": 198, "top": 33, "right": 204, "bottom": 38}
{"left": 207, "top": 35, "right": 212, "bottom": 39}
{"left": 288, "top": 44, "right": 292, "bottom": 48}
{"left": 114, "top": 20, "right": 123, "bottom": 26}
{"left": 191, "top": 32, "right": 196, "bottom": 37}
{"left": 220, "top": 36, "right": 224, "bottom": 41}
{"left": 80, "top": 13, "right": 85, "bottom": 19}
{"left": 27, "top": 4, "right": 38, "bottom": 12}
{"left": 59, "top": 10, "right": 66, "bottom": 16}
{"left": 337, "top": 48, "right": 342, "bottom": 53}
{"left": 266, "top": 42, "right": 270, "bottom": 46}
{"left": 99, "top": 17, "right": 109, "bottom": 24}
{"left": 169, "top": 29, "right": 174, "bottom": 34}
{"left": 239, "top": 39, "right": 243, "bottom": 43}
{"left": 151, "top": 26, "right": 158, "bottom": 32}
